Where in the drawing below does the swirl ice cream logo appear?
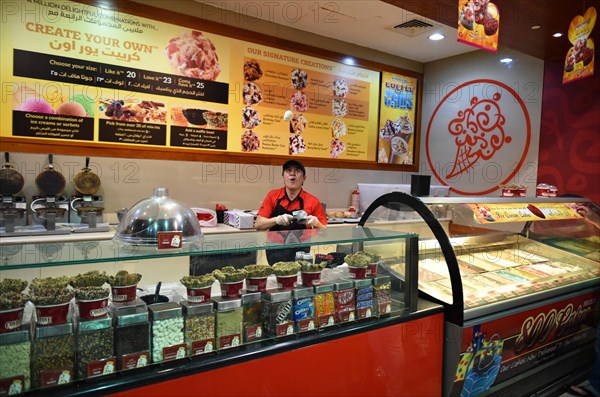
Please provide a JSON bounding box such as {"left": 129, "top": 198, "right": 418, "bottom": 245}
{"left": 446, "top": 93, "right": 509, "bottom": 179}
{"left": 426, "top": 79, "right": 531, "bottom": 195}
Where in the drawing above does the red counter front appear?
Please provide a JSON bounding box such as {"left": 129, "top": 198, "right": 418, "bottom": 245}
{"left": 109, "top": 312, "right": 444, "bottom": 397}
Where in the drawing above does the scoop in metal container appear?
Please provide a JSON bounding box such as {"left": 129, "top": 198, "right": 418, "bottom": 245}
{"left": 114, "top": 187, "right": 202, "bottom": 246}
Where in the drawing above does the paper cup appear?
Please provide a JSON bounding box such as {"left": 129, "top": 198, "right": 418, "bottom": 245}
{"left": 77, "top": 297, "right": 109, "bottom": 320}
{"left": 35, "top": 302, "right": 70, "bottom": 326}
{"left": 0, "top": 307, "right": 24, "bottom": 333}
{"left": 301, "top": 272, "right": 322, "bottom": 286}
{"left": 276, "top": 275, "right": 298, "bottom": 290}
{"left": 246, "top": 277, "right": 268, "bottom": 292}
{"left": 220, "top": 281, "right": 244, "bottom": 298}
{"left": 111, "top": 284, "right": 137, "bottom": 303}
{"left": 187, "top": 286, "right": 212, "bottom": 304}
{"left": 348, "top": 266, "right": 368, "bottom": 279}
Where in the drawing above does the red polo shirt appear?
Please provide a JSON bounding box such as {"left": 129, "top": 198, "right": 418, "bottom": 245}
{"left": 258, "top": 187, "right": 327, "bottom": 225}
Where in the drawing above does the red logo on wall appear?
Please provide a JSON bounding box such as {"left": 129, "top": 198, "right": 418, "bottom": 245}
{"left": 426, "top": 79, "right": 531, "bottom": 195}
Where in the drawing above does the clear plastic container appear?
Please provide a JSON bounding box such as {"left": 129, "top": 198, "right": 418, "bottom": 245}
{"left": 262, "top": 290, "right": 294, "bottom": 337}
{"left": 32, "top": 322, "right": 75, "bottom": 389}
{"left": 354, "top": 278, "right": 374, "bottom": 320}
{"left": 213, "top": 297, "right": 243, "bottom": 350}
{"left": 114, "top": 305, "right": 150, "bottom": 371}
{"left": 76, "top": 315, "right": 114, "bottom": 379}
{"left": 149, "top": 303, "right": 185, "bottom": 363}
{"left": 241, "top": 292, "right": 263, "bottom": 343}
{"left": 0, "top": 324, "right": 31, "bottom": 393}
{"left": 333, "top": 280, "right": 356, "bottom": 323}
{"left": 373, "top": 276, "right": 392, "bottom": 316}
{"left": 314, "top": 284, "right": 335, "bottom": 328}
{"left": 182, "top": 301, "right": 215, "bottom": 356}
{"left": 292, "top": 287, "right": 315, "bottom": 333}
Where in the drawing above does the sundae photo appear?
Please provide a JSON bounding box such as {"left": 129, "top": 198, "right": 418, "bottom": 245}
{"left": 165, "top": 30, "right": 221, "bottom": 81}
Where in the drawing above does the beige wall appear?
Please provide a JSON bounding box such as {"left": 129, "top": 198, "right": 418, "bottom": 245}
{"left": 8, "top": 152, "right": 415, "bottom": 215}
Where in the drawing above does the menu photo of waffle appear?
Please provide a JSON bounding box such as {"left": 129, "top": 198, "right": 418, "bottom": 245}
{"left": 171, "top": 106, "right": 228, "bottom": 129}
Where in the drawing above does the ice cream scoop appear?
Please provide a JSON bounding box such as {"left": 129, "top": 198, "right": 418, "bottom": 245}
{"left": 69, "top": 94, "right": 94, "bottom": 117}
{"left": 56, "top": 101, "right": 87, "bottom": 117}
{"left": 18, "top": 98, "right": 55, "bottom": 114}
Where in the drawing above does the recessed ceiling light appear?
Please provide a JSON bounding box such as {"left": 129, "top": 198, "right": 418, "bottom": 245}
{"left": 531, "top": 25, "right": 541, "bottom": 30}
{"left": 553, "top": 32, "right": 563, "bottom": 37}
{"left": 500, "top": 57, "right": 513, "bottom": 63}
{"left": 343, "top": 57, "right": 355, "bottom": 65}
{"left": 428, "top": 33, "right": 445, "bottom": 41}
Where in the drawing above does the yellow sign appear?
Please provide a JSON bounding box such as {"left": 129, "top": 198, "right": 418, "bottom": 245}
{"left": 467, "top": 203, "right": 584, "bottom": 224}
{"left": 563, "top": 7, "right": 596, "bottom": 84}
{"left": 457, "top": 0, "right": 499, "bottom": 52}
{"left": 1, "top": 0, "right": 380, "bottom": 161}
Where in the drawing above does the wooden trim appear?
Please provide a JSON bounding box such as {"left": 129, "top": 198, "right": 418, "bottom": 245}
{"left": 5, "top": 0, "right": 423, "bottom": 172}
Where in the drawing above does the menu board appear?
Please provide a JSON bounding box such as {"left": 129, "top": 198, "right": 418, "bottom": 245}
{"left": 377, "top": 72, "right": 418, "bottom": 165}
{"left": 0, "top": 0, "right": 380, "bottom": 162}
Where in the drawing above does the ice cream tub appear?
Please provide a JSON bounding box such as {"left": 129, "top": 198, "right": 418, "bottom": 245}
{"left": 245, "top": 277, "right": 268, "bottom": 292}
{"left": 35, "top": 302, "right": 70, "bottom": 326}
{"left": 77, "top": 297, "right": 109, "bottom": 320}
{"left": 111, "top": 285, "right": 137, "bottom": 303}
{"left": 367, "top": 263, "right": 379, "bottom": 277}
{"left": 0, "top": 307, "right": 24, "bottom": 333}
{"left": 187, "top": 286, "right": 212, "bottom": 304}
{"left": 276, "top": 275, "right": 298, "bottom": 290}
{"left": 348, "top": 266, "right": 368, "bottom": 280}
{"left": 301, "top": 271, "right": 322, "bottom": 287}
{"left": 501, "top": 185, "right": 527, "bottom": 197}
{"left": 220, "top": 281, "right": 244, "bottom": 298}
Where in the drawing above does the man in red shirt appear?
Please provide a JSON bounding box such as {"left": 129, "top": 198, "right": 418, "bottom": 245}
{"left": 255, "top": 159, "right": 327, "bottom": 263}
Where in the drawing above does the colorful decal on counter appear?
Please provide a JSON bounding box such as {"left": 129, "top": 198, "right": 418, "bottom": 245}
{"left": 454, "top": 325, "right": 503, "bottom": 397}
{"left": 377, "top": 71, "right": 418, "bottom": 165}
{"left": 450, "top": 292, "right": 597, "bottom": 396}
{"left": 1, "top": 0, "right": 380, "bottom": 161}
{"left": 426, "top": 79, "right": 531, "bottom": 195}
{"left": 0, "top": 376, "right": 25, "bottom": 396}
{"left": 457, "top": 0, "right": 499, "bottom": 52}
{"left": 467, "top": 202, "right": 586, "bottom": 223}
{"left": 563, "top": 7, "right": 596, "bottom": 84}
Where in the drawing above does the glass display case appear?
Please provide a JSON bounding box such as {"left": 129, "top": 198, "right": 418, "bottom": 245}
{"left": 359, "top": 193, "right": 599, "bottom": 397}
{"left": 0, "top": 225, "right": 442, "bottom": 396}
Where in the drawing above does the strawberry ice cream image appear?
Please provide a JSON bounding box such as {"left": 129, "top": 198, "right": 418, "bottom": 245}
{"left": 165, "top": 30, "right": 221, "bottom": 81}
{"left": 56, "top": 101, "right": 87, "bottom": 117}
{"left": 18, "top": 98, "right": 55, "bottom": 114}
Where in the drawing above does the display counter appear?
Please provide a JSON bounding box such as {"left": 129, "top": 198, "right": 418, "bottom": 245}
{"left": 359, "top": 193, "right": 600, "bottom": 397}
{"left": 0, "top": 225, "right": 445, "bottom": 396}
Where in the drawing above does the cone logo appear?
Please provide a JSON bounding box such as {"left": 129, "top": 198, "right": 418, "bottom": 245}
{"left": 426, "top": 79, "right": 531, "bottom": 195}
{"left": 446, "top": 93, "right": 510, "bottom": 179}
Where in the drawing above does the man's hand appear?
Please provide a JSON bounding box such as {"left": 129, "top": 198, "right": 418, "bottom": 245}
{"left": 276, "top": 214, "right": 294, "bottom": 226}
{"left": 305, "top": 215, "right": 319, "bottom": 228}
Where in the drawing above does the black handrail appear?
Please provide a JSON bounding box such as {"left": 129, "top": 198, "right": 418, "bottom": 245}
{"left": 359, "top": 192, "right": 465, "bottom": 325}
